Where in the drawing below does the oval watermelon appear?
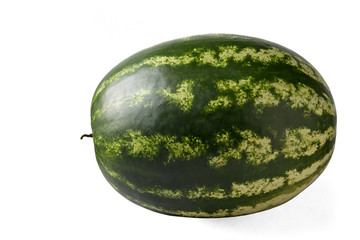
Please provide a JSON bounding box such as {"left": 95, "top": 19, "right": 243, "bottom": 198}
{"left": 90, "top": 34, "right": 336, "bottom": 217}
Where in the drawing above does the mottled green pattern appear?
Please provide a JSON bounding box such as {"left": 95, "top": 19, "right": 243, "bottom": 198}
{"left": 91, "top": 34, "right": 336, "bottom": 217}
{"left": 206, "top": 78, "right": 335, "bottom": 116}
{"left": 96, "top": 126, "right": 334, "bottom": 168}
{"left": 96, "top": 124, "right": 335, "bottom": 171}
{"left": 282, "top": 126, "right": 335, "bottom": 159}
{"left": 159, "top": 80, "right": 195, "bottom": 112}
{"left": 97, "top": 129, "right": 207, "bottom": 165}
{"left": 125, "top": 169, "right": 324, "bottom": 217}
{"left": 92, "top": 76, "right": 334, "bottom": 121}
{"left": 208, "top": 129, "right": 279, "bottom": 168}
{"left": 92, "top": 42, "right": 328, "bottom": 104}
{"left": 97, "top": 145, "right": 334, "bottom": 201}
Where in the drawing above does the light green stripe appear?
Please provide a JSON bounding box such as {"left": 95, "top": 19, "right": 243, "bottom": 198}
{"left": 129, "top": 172, "right": 319, "bottom": 217}
{"left": 92, "top": 45, "right": 328, "bottom": 103}
{"left": 282, "top": 126, "right": 335, "bottom": 159}
{"left": 204, "top": 96, "right": 232, "bottom": 112}
{"left": 208, "top": 126, "right": 334, "bottom": 169}
{"left": 98, "top": 125, "right": 334, "bottom": 168}
{"left": 97, "top": 129, "right": 207, "bottom": 165}
{"left": 92, "top": 80, "right": 194, "bottom": 121}
{"left": 93, "top": 76, "right": 335, "bottom": 122}
{"left": 208, "top": 128, "right": 279, "bottom": 168}
{"left": 92, "top": 79, "right": 195, "bottom": 121}
{"left": 100, "top": 145, "right": 334, "bottom": 200}
{"left": 159, "top": 79, "right": 195, "bottom": 112}
{"left": 99, "top": 128, "right": 278, "bottom": 167}
{"left": 205, "top": 77, "right": 335, "bottom": 116}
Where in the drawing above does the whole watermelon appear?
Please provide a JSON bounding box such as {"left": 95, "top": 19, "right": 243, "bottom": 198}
{"left": 90, "top": 34, "right": 336, "bottom": 217}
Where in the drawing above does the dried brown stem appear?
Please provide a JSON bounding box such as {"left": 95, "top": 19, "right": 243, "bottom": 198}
{"left": 80, "top": 133, "right": 93, "bottom": 140}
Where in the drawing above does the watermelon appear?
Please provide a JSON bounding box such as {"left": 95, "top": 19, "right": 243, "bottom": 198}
{"left": 89, "top": 34, "right": 336, "bottom": 217}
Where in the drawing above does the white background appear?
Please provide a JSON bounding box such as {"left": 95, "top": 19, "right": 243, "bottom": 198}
{"left": 1, "top": 0, "right": 359, "bottom": 239}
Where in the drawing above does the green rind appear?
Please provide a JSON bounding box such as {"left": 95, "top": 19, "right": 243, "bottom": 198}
{"left": 96, "top": 145, "right": 333, "bottom": 217}
{"left": 90, "top": 34, "right": 336, "bottom": 217}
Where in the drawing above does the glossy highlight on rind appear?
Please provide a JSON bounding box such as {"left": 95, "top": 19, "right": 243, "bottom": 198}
{"left": 90, "top": 34, "right": 336, "bottom": 217}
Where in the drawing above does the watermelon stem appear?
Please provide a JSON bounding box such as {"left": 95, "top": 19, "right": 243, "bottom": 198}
{"left": 80, "top": 133, "right": 93, "bottom": 140}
